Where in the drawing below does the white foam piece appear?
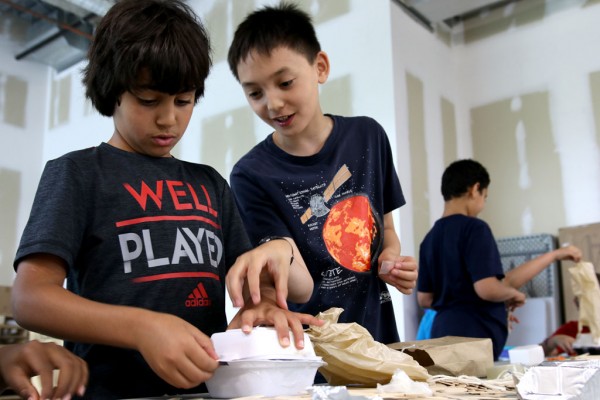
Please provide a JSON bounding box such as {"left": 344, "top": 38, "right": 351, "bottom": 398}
{"left": 508, "top": 344, "right": 545, "bottom": 366}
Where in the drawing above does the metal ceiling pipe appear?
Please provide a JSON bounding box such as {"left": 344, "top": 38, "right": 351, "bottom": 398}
{"left": 61, "top": 0, "right": 114, "bottom": 16}
{"left": 0, "top": 0, "right": 93, "bottom": 39}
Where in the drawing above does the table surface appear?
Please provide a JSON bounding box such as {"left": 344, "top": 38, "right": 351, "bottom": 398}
{"left": 121, "top": 377, "right": 518, "bottom": 400}
{"left": 9, "top": 356, "right": 600, "bottom": 400}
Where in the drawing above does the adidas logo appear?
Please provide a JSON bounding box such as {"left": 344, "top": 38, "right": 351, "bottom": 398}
{"left": 380, "top": 291, "right": 392, "bottom": 304}
{"left": 185, "top": 283, "right": 211, "bottom": 307}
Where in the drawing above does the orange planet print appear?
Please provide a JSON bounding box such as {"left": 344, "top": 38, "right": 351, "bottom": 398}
{"left": 322, "top": 195, "right": 377, "bottom": 272}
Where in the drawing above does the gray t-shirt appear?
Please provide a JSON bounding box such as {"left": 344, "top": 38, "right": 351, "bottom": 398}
{"left": 15, "top": 143, "right": 251, "bottom": 398}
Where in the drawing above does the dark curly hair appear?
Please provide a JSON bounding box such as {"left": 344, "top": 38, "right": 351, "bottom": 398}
{"left": 441, "top": 159, "right": 490, "bottom": 201}
{"left": 227, "top": 2, "right": 320, "bottom": 81}
{"left": 83, "top": 0, "right": 212, "bottom": 116}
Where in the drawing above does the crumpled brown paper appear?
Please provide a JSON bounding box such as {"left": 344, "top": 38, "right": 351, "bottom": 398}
{"left": 569, "top": 261, "right": 600, "bottom": 343}
{"left": 306, "top": 307, "right": 430, "bottom": 386}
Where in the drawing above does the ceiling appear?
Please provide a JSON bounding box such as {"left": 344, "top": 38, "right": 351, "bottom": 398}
{"left": 394, "top": 0, "right": 516, "bottom": 30}
{"left": 0, "top": 0, "right": 113, "bottom": 71}
{"left": 0, "top": 0, "right": 517, "bottom": 72}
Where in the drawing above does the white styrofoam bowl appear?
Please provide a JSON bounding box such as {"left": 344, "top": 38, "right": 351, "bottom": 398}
{"left": 207, "top": 327, "right": 324, "bottom": 398}
{"left": 206, "top": 359, "right": 324, "bottom": 398}
{"left": 211, "top": 327, "right": 316, "bottom": 361}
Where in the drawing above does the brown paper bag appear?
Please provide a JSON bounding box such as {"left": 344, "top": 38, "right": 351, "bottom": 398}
{"left": 306, "top": 308, "right": 430, "bottom": 386}
{"left": 569, "top": 261, "right": 600, "bottom": 343}
{"left": 388, "top": 336, "right": 494, "bottom": 378}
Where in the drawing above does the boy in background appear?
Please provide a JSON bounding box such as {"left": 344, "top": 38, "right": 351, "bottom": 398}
{"left": 0, "top": 340, "right": 87, "bottom": 399}
{"left": 227, "top": 2, "right": 418, "bottom": 345}
{"left": 417, "top": 159, "right": 582, "bottom": 360}
{"left": 11, "top": 0, "right": 320, "bottom": 398}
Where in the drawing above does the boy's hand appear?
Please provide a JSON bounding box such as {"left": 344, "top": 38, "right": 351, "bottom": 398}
{"left": 135, "top": 312, "right": 219, "bottom": 389}
{"left": 507, "top": 311, "right": 520, "bottom": 331}
{"left": 226, "top": 239, "right": 293, "bottom": 309}
{"left": 228, "top": 291, "right": 323, "bottom": 350}
{"left": 546, "top": 334, "right": 576, "bottom": 356}
{"left": 555, "top": 245, "right": 582, "bottom": 263}
{"left": 506, "top": 290, "right": 526, "bottom": 311}
{"left": 0, "top": 340, "right": 87, "bottom": 400}
{"left": 378, "top": 255, "right": 418, "bottom": 295}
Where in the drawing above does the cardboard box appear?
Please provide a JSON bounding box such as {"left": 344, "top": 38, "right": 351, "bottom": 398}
{"left": 558, "top": 223, "right": 600, "bottom": 323}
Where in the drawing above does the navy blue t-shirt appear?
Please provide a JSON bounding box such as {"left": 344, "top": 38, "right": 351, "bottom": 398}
{"left": 231, "top": 115, "right": 405, "bottom": 344}
{"left": 418, "top": 214, "right": 508, "bottom": 360}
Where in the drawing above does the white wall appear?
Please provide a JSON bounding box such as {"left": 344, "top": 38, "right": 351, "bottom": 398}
{"left": 390, "top": 2, "right": 600, "bottom": 242}
{"left": 0, "top": 16, "right": 50, "bottom": 285}
{"left": 389, "top": 1, "right": 600, "bottom": 339}
{"left": 456, "top": 5, "right": 600, "bottom": 227}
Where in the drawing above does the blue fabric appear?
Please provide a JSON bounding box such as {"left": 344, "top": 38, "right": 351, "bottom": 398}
{"left": 418, "top": 214, "right": 508, "bottom": 360}
{"left": 416, "top": 309, "right": 436, "bottom": 340}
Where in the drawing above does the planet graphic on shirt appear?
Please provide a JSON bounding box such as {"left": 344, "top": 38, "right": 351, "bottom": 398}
{"left": 322, "top": 195, "right": 378, "bottom": 272}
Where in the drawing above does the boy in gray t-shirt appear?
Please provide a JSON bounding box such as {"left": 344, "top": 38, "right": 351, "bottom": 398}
{"left": 11, "top": 1, "right": 320, "bottom": 398}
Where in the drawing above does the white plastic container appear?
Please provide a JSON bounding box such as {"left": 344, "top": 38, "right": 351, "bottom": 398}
{"left": 206, "top": 359, "right": 324, "bottom": 398}
{"left": 211, "top": 326, "right": 316, "bottom": 360}
{"left": 206, "top": 327, "right": 324, "bottom": 398}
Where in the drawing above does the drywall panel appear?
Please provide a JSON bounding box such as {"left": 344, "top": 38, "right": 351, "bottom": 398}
{"left": 320, "top": 74, "right": 353, "bottom": 118}
{"left": 471, "top": 92, "right": 566, "bottom": 238}
{"left": 0, "top": 168, "right": 20, "bottom": 284}
{"left": 49, "top": 74, "right": 71, "bottom": 129}
{"left": 204, "top": 0, "right": 256, "bottom": 64}
{"left": 3, "top": 75, "right": 27, "bottom": 127}
{"left": 406, "top": 72, "right": 430, "bottom": 247}
{"left": 201, "top": 106, "right": 256, "bottom": 179}
{"left": 441, "top": 97, "right": 458, "bottom": 167}
{"left": 310, "top": 0, "right": 351, "bottom": 24}
{"left": 589, "top": 70, "right": 600, "bottom": 150}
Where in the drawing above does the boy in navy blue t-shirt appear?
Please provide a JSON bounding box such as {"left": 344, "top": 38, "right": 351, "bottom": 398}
{"left": 227, "top": 3, "right": 418, "bottom": 345}
{"left": 418, "top": 159, "right": 581, "bottom": 359}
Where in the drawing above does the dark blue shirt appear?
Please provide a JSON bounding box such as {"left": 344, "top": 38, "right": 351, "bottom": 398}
{"left": 418, "top": 214, "right": 508, "bottom": 360}
{"left": 231, "top": 115, "right": 405, "bottom": 344}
